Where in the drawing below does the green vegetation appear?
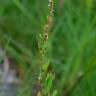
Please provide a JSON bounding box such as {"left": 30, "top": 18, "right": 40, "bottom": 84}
{"left": 0, "top": 0, "right": 96, "bottom": 96}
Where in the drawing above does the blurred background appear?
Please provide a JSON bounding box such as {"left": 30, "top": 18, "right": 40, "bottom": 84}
{"left": 0, "top": 0, "right": 96, "bottom": 96}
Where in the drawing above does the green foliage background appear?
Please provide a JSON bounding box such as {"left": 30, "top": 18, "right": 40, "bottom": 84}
{"left": 0, "top": 0, "right": 96, "bottom": 96}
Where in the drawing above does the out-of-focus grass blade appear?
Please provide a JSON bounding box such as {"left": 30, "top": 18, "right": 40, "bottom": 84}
{"left": 12, "top": 0, "right": 35, "bottom": 23}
